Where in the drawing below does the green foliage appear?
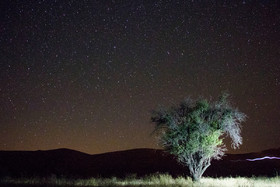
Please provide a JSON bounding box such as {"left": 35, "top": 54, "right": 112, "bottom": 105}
{"left": 151, "top": 93, "right": 246, "bottom": 181}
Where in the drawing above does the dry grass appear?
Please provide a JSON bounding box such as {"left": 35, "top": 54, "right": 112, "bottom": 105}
{"left": 199, "top": 176, "right": 280, "bottom": 187}
{"left": 0, "top": 174, "right": 279, "bottom": 186}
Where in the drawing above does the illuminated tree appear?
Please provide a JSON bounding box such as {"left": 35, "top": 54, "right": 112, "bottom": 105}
{"left": 151, "top": 93, "right": 246, "bottom": 181}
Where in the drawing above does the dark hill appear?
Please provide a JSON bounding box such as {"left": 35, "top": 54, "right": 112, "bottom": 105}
{"left": 206, "top": 147, "right": 280, "bottom": 177}
{"left": 0, "top": 148, "right": 279, "bottom": 178}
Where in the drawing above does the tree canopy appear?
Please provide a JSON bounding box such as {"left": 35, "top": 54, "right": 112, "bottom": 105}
{"left": 151, "top": 93, "right": 246, "bottom": 181}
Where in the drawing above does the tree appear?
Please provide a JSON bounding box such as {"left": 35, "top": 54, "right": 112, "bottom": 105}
{"left": 151, "top": 93, "right": 246, "bottom": 181}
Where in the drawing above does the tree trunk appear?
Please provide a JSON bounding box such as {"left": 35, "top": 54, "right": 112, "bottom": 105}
{"left": 189, "top": 165, "right": 202, "bottom": 182}
{"left": 188, "top": 155, "right": 211, "bottom": 182}
{"left": 192, "top": 173, "right": 202, "bottom": 182}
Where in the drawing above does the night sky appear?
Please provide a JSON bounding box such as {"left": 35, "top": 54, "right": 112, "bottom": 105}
{"left": 0, "top": 0, "right": 279, "bottom": 155}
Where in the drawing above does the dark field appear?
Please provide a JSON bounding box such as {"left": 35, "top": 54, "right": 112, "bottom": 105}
{"left": 0, "top": 148, "right": 280, "bottom": 186}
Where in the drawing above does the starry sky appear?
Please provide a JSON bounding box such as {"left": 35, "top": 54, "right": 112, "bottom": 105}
{"left": 0, "top": 0, "right": 279, "bottom": 155}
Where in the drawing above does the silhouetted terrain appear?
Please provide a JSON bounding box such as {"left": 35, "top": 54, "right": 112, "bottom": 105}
{"left": 0, "top": 148, "right": 279, "bottom": 178}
